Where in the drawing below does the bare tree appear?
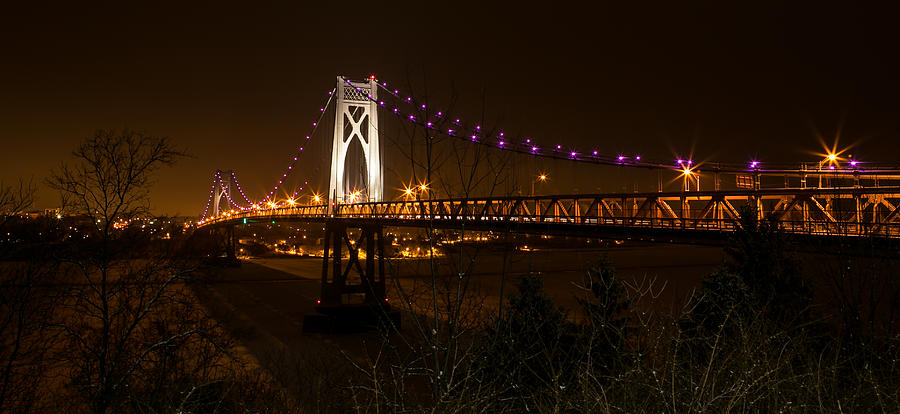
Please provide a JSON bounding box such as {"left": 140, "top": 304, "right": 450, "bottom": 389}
{"left": 48, "top": 130, "right": 186, "bottom": 234}
{"left": 0, "top": 179, "right": 57, "bottom": 413}
{"left": 46, "top": 130, "right": 221, "bottom": 413}
{"left": 353, "top": 76, "right": 520, "bottom": 409}
{"left": 0, "top": 178, "right": 36, "bottom": 230}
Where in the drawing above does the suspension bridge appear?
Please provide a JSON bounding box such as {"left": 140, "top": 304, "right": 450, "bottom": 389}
{"left": 194, "top": 75, "right": 900, "bottom": 317}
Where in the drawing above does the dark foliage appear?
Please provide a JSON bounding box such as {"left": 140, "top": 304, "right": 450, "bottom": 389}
{"left": 724, "top": 205, "right": 811, "bottom": 326}
{"left": 477, "top": 273, "right": 580, "bottom": 405}
{"left": 576, "top": 258, "right": 631, "bottom": 379}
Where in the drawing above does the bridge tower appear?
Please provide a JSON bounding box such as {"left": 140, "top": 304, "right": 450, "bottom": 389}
{"left": 329, "top": 76, "right": 383, "bottom": 203}
{"left": 212, "top": 170, "right": 235, "bottom": 216}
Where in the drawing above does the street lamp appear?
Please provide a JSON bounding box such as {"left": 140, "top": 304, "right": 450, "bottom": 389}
{"left": 681, "top": 167, "right": 698, "bottom": 191}
{"left": 817, "top": 153, "right": 839, "bottom": 188}
{"left": 402, "top": 186, "right": 415, "bottom": 200}
{"left": 531, "top": 173, "right": 548, "bottom": 197}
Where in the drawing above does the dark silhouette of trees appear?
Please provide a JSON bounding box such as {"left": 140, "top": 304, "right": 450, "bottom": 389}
{"left": 46, "top": 129, "right": 224, "bottom": 412}
{"left": 0, "top": 179, "right": 60, "bottom": 413}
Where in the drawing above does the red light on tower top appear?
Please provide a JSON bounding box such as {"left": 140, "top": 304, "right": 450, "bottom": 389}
{"left": 369, "top": 74, "right": 376, "bottom": 80}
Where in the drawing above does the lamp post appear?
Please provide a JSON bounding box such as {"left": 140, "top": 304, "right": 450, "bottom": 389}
{"left": 818, "top": 153, "right": 838, "bottom": 188}
{"left": 531, "top": 173, "right": 548, "bottom": 197}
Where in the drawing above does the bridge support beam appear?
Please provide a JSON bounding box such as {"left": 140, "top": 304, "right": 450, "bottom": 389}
{"left": 206, "top": 224, "right": 239, "bottom": 267}
{"left": 304, "top": 221, "right": 398, "bottom": 332}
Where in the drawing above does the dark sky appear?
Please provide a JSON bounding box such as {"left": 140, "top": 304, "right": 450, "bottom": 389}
{"left": 1, "top": 1, "right": 898, "bottom": 215}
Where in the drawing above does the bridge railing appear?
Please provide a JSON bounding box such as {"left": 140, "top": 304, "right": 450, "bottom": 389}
{"left": 198, "top": 187, "right": 900, "bottom": 238}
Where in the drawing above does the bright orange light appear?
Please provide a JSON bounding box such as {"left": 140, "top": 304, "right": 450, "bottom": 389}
{"left": 538, "top": 174, "right": 547, "bottom": 181}
{"left": 287, "top": 198, "right": 295, "bottom": 206}
{"left": 681, "top": 167, "right": 694, "bottom": 176}
{"left": 313, "top": 194, "right": 321, "bottom": 203}
{"left": 827, "top": 154, "right": 837, "bottom": 162}
{"left": 419, "top": 184, "right": 428, "bottom": 191}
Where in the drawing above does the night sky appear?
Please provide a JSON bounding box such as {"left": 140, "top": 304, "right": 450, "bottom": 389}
{"left": 2, "top": 2, "right": 898, "bottom": 215}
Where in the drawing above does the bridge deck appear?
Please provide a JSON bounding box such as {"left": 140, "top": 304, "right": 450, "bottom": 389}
{"left": 198, "top": 187, "right": 900, "bottom": 241}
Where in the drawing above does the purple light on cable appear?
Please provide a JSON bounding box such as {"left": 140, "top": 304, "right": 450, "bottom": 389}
{"left": 406, "top": 97, "right": 411, "bottom": 102}
{"left": 382, "top": 82, "right": 387, "bottom": 87}
{"left": 471, "top": 134, "right": 477, "bottom": 141}
{"left": 476, "top": 125, "right": 481, "bottom": 130}
{"left": 436, "top": 111, "right": 442, "bottom": 117}
{"left": 636, "top": 155, "right": 641, "bottom": 161}
{"left": 499, "top": 140, "right": 505, "bottom": 146}
{"left": 312, "top": 122, "right": 317, "bottom": 126}
{"left": 328, "top": 91, "right": 333, "bottom": 95}
{"left": 378, "top": 101, "right": 384, "bottom": 106}
{"left": 531, "top": 146, "right": 538, "bottom": 152}
{"left": 557, "top": 145, "right": 562, "bottom": 150}
{"left": 570, "top": 151, "right": 577, "bottom": 158}
{"left": 408, "top": 115, "right": 415, "bottom": 121}
{"left": 676, "top": 159, "right": 683, "bottom": 164}
{"left": 525, "top": 138, "right": 531, "bottom": 143}
{"left": 393, "top": 108, "right": 399, "bottom": 113}
{"left": 319, "top": 108, "right": 324, "bottom": 112}
{"left": 421, "top": 104, "right": 426, "bottom": 109}
{"left": 617, "top": 155, "right": 625, "bottom": 161}
{"left": 687, "top": 160, "right": 693, "bottom": 165}
{"left": 750, "top": 161, "right": 759, "bottom": 168}
{"left": 593, "top": 150, "right": 599, "bottom": 156}
{"left": 448, "top": 129, "right": 454, "bottom": 134}
{"left": 426, "top": 122, "right": 433, "bottom": 127}
{"left": 394, "top": 89, "right": 399, "bottom": 94}
{"left": 305, "top": 135, "right": 310, "bottom": 139}
{"left": 829, "top": 165, "right": 836, "bottom": 170}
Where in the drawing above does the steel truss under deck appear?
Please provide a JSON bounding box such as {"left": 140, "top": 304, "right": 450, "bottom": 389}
{"left": 201, "top": 187, "right": 900, "bottom": 239}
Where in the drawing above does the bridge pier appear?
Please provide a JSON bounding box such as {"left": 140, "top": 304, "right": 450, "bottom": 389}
{"left": 205, "top": 224, "right": 239, "bottom": 266}
{"left": 304, "top": 221, "right": 399, "bottom": 332}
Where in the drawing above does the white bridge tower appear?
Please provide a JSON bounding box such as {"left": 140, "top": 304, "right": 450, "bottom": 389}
{"left": 212, "top": 170, "right": 233, "bottom": 216}
{"left": 329, "top": 76, "right": 383, "bottom": 203}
